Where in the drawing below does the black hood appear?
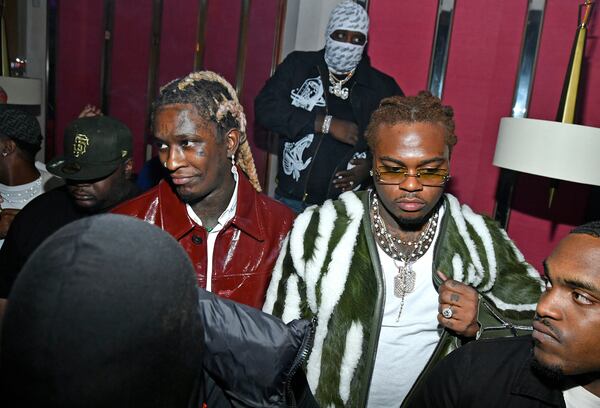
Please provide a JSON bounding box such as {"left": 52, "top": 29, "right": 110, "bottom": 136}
{"left": 0, "top": 214, "right": 203, "bottom": 408}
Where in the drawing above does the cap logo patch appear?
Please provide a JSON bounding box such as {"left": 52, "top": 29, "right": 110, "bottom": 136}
{"left": 73, "top": 134, "right": 90, "bottom": 158}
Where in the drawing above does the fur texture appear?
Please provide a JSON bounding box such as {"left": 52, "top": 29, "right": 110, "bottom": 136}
{"left": 263, "top": 192, "right": 543, "bottom": 407}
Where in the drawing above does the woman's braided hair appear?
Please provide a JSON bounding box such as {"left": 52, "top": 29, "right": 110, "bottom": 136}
{"left": 152, "top": 71, "right": 261, "bottom": 192}
{"left": 365, "top": 91, "right": 458, "bottom": 154}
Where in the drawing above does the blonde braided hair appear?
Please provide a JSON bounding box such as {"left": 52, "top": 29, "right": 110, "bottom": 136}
{"left": 154, "top": 71, "right": 262, "bottom": 192}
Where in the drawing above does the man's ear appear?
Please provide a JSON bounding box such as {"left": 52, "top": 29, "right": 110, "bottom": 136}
{"left": 0, "top": 137, "right": 16, "bottom": 157}
{"left": 123, "top": 158, "right": 134, "bottom": 180}
{"left": 225, "top": 129, "right": 241, "bottom": 158}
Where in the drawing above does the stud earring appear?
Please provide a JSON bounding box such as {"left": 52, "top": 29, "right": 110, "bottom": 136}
{"left": 1, "top": 152, "right": 7, "bottom": 157}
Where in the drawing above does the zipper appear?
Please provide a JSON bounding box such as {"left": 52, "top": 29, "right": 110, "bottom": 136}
{"left": 298, "top": 65, "right": 331, "bottom": 204}
{"left": 480, "top": 299, "right": 533, "bottom": 334}
{"left": 285, "top": 316, "right": 317, "bottom": 407}
{"left": 324, "top": 80, "right": 359, "bottom": 199}
{"left": 357, "top": 191, "right": 386, "bottom": 407}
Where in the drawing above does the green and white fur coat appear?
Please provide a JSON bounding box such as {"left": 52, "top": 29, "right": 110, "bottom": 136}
{"left": 263, "top": 191, "right": 544, "bottom": 407}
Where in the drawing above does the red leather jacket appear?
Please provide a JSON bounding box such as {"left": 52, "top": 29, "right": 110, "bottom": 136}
{"left": 112, "top": 172, "right": 295, "bottom": 308}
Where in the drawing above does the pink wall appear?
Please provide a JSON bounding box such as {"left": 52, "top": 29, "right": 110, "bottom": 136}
{"left": 55, "top": 0, "right": 281, "bottom": 183}
{"left": 54, "top": 0, "right": 104, "bottom": 156}
{"left": 108, "top": 0, "right": 153, "bottom": 171}
{"left": 368, "top": 0, "right": 600, "bottom": 270}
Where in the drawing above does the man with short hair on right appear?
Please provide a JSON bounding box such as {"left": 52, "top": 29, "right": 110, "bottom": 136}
{"left": 412, "top": 220, "right": 600, "bottom": 408}
{"left": 263, "top": 92, "right": 544, "bottom": 407}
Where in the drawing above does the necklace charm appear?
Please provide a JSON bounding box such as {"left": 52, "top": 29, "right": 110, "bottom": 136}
{"left": 394, "top": 264, "right": 416, "bottom": 297}
{"left": 329, "top": 82, "right": 349, "bottom": 100}
{"left": 370, "top": 191, "right": 439, "bottom": 318}
{"left": 328, "top": 69, "right": 355, "bottom": 100}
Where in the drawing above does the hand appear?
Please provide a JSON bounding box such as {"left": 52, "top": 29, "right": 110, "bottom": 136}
{"left": 437, "top": 271, "right": 480, "bottom": 338}
{"left": 333, "top": 158, "right": 370, "bottom": 192}
{"left": 0, "top": 208, "right": 20, "bottom": 239}
{"left": 78, "top": 104, "right": 103, "bottom": 118}
{"left": 328, "top": 118, "right": 359, "bottom": 146}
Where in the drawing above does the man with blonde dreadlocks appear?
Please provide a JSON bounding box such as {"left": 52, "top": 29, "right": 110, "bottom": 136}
{"left": 114, "top": 71, "right": 295, "bottom": 309}
{"left": 263, "top": 92, "right": 544, "bottom": 407}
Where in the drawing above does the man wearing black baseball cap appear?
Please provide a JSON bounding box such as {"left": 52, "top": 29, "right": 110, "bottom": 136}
{"left": 0, "top": 115, "right": 139, "bottom": 300}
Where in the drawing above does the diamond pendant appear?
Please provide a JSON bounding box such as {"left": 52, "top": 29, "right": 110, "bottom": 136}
{"left": 329, "top": 83, "right": 349, "bottom": 100}
{"left": 394, "top": 265, "right": 416, "bottom": 297}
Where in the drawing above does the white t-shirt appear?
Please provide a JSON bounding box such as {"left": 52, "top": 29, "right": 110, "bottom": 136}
{"left": 367, "top": 205, "right": 445, "bottom": 407}
{"left": 186, "top": 166, "right": 238, "bottom": 292}
{"left": 563, "top": 385, "right": 600, "bottom": 408}
{"left": 0, "top": 162, "right": 62, "bottom": 248}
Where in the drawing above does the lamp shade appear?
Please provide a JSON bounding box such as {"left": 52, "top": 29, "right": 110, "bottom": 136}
{"left": 493, "top": 117, "right": 600, "bottom": 186}
{"left": 0, "top": 76, "right": 42, "bottom": 105}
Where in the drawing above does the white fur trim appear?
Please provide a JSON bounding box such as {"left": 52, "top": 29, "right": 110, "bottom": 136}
{"left": 446, "top": 194, "right": 485, "bottom": 286}
{"left": 339, "top": 321, "right": 364, "bottom": 404}
{"left": 281, "top": 274, "right": 302, "bottom": 323}
{"left": 306, "top": 192, "right": 364, "bottom": 391}
{"left": 462, "top": 204, "right": 497, "bottom": 292}
{"left": 452, "top": 254, "right": 464, "bottom": 283}
{"left": 305, "top": 199, "right": 337, "bottom": 313}
{"left": 262, "top": 235, "right": 290, "bottom": 314}
{"left": 486, "top": 292, "right": 537, "bottom": 312}
{"left": 500, "top": 229, "right": 544, "bottom": 291}
{"left": 289, "top": 207, "right": 317, "bottom": 280}
{"left": 467, "top": 264, "right": 476, "bottom": 284}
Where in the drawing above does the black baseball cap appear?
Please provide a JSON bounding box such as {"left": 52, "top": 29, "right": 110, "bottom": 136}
{"left": 47, "top": 116, "right": 132, "bottom": 180}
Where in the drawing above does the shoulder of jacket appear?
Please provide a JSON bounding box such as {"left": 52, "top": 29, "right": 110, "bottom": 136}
{"left": 255, "top": 191, "right": 296, "bottom": 223}
{"left": 111, "top": 185, "right": 160, "bottom": 215}
{"left": 292, "top": 191, "right": 364, "bottom": 232}
{"left": 281, "top": 49, "right": 323, "bottom": 68}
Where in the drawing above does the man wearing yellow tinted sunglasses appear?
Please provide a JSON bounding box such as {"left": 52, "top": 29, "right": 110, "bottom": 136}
{"left": 264, "top": 92, "right": 544, "bottom": 407}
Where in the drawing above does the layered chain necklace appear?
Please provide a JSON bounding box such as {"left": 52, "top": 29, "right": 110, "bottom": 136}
{"left": 371, "top": 192, "right": 439, "bottom": 320}
{"left": 0, "top": 177, "right": 43, "bottom": 208}
{"left": 328, "top": 68, "right": 355, "bottom": 100}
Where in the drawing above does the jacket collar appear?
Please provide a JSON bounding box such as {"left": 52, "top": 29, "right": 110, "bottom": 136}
{"left": 229, "top": 170, "right": 265, "bottom": 242}
{"left": 510, "top": 352, "right": 566, "bottom": 406}
{"left": 157, "top": 170, "right": 265, "bottom": 242}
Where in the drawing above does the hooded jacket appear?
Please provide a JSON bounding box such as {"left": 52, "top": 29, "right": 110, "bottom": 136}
{"left": 255, "top": 49, "right": 403, "bottom": 204}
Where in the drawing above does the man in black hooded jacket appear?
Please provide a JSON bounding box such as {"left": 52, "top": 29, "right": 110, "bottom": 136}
{"left": 255, "top": 0, "right": 402, "bottom": 212}
{"left": 0, "top": 214, "right": 317, "bottom": 408}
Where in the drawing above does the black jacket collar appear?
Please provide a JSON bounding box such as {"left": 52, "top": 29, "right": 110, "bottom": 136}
{"left": 510, "top": 353, "right": 566, "bottom": 407}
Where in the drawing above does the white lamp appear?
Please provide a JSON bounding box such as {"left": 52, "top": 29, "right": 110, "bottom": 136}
{"left": 493, "top": 117, "right": 600, "bottom": 186}
{"left": 0, "top": 76, "right": 42, "bottom": 105}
